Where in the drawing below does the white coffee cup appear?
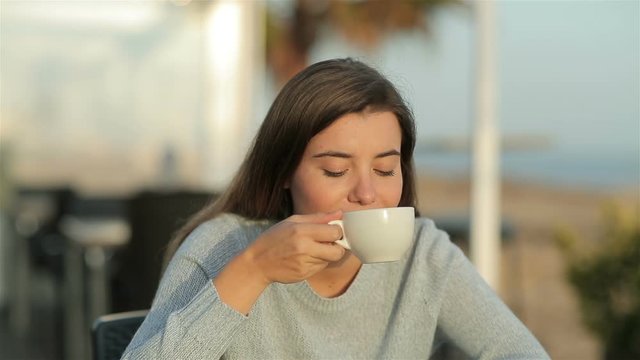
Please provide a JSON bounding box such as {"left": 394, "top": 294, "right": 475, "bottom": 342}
{"left": 329, "top": 207, "right": 415, "bottom": 263}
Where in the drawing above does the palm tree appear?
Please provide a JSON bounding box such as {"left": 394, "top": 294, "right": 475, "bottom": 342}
{"left": 266, "top": 0, "right": 463, "bottom": 86}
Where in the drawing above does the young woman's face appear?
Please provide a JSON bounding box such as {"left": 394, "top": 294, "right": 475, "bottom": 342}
{"left": 288, "top": 111, "right": 403, "bottom": 215}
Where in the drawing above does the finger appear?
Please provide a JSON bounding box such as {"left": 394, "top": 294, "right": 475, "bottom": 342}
{"left": 292, "top": 223, "right": 343, "bottom": 243}
{"left": 309, "top": 242, "right": 346, "bottom": 263}
{"left": 288, "top": 210, "right": 342, "bottom": 224}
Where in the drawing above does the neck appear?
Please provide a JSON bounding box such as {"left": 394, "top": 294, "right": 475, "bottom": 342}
{"left": 307, "top": 253, "right": 362, "bottom": 298}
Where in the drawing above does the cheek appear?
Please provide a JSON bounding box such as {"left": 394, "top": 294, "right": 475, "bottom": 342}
{"left": 289, "top": 170, "right": 340, "bottom": 214}
{"left": 378, "top": 174, "right": 404, "bottom": 207}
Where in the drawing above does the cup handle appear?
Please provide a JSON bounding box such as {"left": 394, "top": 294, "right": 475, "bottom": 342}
{"left": 329, "top": 220, "right": 350, "bottom": 250}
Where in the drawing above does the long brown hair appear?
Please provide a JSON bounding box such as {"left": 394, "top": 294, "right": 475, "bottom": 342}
{"left": 164, "top": 58, "right": 418, "bottom": 266}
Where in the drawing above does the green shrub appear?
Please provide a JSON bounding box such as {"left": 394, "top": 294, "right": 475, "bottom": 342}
{"left": 555, "top": 202, "right": 640, "bottom": 359}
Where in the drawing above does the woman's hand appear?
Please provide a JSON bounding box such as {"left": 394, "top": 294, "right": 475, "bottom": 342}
{"left": 246, "top": 211, "right": 345, "bottom": 284}
{"left": 213, "top": 211, "right": 344, "bottom": 314}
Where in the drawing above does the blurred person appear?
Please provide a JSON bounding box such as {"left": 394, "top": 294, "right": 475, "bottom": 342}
{"left": 123, "top": 58, "right": 548, "bottom": 359}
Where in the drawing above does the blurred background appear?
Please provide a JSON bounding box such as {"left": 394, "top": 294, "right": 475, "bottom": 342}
{"left": 0, "top": 0, "right": 638, "bottom": 359}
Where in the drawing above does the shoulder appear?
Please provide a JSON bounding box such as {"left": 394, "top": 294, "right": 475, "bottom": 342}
{"left": 401, "top": 217, "right": 468, "bottom": 309}
{"left": 411, "top": 217, "right": 466, "bottom": 273}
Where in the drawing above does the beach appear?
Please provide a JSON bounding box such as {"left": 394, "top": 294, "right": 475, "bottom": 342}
{"left": 416, "top": 172, "right": 639, "bottom": 359}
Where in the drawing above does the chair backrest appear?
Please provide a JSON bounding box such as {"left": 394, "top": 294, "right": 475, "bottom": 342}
{"left": 111, "top": 190, "right": 215, "bottom": 312}
{"left": 92, "top": 310, "right": 148, "bottom": 360}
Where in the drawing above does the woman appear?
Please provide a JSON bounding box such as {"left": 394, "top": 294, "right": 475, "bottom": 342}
{"left": 123, "top": 58, "right": 549, "bottom": 359}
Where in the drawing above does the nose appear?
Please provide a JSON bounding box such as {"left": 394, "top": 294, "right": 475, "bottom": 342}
{"left": 347, "top": 171, "right": 376, "bottom": 205}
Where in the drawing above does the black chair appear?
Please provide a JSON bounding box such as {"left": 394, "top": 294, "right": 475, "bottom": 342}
{"left": 111, "top": 190, "right": 216, "bottom": 312}
{"left": 92, "top": 310, "right": 148, "bottom": 360}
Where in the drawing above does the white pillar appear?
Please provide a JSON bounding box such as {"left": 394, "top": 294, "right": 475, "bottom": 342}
{"left": 201, "top": 1, "right": 265, "bottom": 191}
{"left": 470, "top": 0, "right": 501, "bottom": 290}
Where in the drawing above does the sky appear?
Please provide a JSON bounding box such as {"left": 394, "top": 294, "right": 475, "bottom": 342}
{"left": 309, "top": 0, "right": 639, "bottom": 157}
{"left": 499, "top": 0, "right": 639, "bottom": 154}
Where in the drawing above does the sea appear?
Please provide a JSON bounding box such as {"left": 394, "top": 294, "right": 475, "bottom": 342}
{"left": 414, "top": 149, "right": 640, "bottom": 191}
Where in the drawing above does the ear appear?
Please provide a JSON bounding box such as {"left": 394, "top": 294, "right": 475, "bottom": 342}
{"left": 283, "top": 179, "right": 291, "bottom": 189}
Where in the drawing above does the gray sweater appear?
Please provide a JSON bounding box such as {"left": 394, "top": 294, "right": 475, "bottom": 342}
{"left": 123, "top": 214, "right": 549, "bottom": 359}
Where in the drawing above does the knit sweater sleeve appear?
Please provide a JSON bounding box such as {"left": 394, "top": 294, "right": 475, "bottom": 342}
{"left": 433, "top": 228, "right": 550, "bottom": 359}
{"left": 121, "top": 215, "right": 250, "bottom": 359}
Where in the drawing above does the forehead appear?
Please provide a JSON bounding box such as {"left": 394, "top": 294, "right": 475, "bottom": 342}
{"left": 306, "top": 111, "right": 402, "bottom": 153}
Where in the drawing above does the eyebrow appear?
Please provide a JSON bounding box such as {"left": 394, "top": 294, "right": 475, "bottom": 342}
{"left": 312, "top": 149, "right": 401, "bottom": 159}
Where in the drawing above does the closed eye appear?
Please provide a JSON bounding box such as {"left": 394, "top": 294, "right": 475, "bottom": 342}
{"left": 375, "top": 169, "right": 396, "bottom": 177}
{"left": 323, "top": 169, "right": 348, "bottom": 177}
